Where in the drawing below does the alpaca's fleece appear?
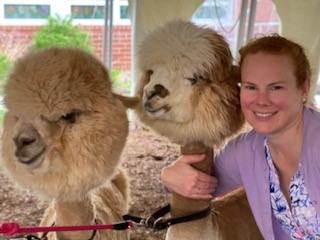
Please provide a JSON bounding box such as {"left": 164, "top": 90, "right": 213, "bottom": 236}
{"left": 1, "top": 47, "right": 130, "bottom": 239}
{"left": 1, "top": 47, "right": 129, "bottom": 202}
{"left": 134, "top": 20, "right": 245, "bottom": 147}
{"left": 133, "top": 20, "right": 262, "bottom": 240}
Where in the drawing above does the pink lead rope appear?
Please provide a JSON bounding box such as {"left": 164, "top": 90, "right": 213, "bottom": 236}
{"left": 0, "top": 221, "right": 133, "bottom": 236}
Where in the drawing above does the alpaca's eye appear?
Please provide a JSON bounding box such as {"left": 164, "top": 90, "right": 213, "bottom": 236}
{"left": 186, "top": 73, "right": 206, "bottom": 85}
{"left": 61, "top": 111, "right": 77, "bottom": 124}
{"left": 186, "top": 77, "right": 197, "bottom": 85}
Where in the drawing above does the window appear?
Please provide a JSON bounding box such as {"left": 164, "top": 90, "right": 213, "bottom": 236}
{"left": 1, "top": 0, "right": 130, "bottom": 26}
{"left": 192, "top": 0, "right": 232, "bottom": 25}
{"left": 120, "top": 5, "right": 129, "bottom": 19}
{"left": 71, "top": 5, "right": 104, "bottom": 19}
{"left": 4, "top": 4, "right": 50, "bottom": 19}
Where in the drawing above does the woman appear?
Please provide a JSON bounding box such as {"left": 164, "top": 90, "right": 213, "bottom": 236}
{"left": 161, "top": 35, "right": 320, "bottom": 239}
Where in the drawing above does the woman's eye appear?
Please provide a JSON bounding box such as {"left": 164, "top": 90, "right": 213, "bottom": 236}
{"left": 270, "top": 85, "right": 283, "bottom": 90}
{"left": 61, "top": 112, "right": 77, "bottom": 123}
{"left": 242, "top": 85, "right": 256, "bottom": 90}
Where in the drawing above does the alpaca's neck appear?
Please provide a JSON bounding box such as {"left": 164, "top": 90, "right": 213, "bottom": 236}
{"left": 171, "top": 143, "right": 213, "bottom": 216}
{"left": 53, "top": 195, "right": 96, "bottom": 239}
{"left": 165, "top": 143, "right": 215, "bottom": 240}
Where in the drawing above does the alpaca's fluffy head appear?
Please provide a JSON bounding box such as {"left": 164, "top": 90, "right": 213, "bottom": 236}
{"left": 1, "top": 47, "right": 128, "bottom": 201}
{"left": 134, "top": 20, "right": 244, "bottom": 146}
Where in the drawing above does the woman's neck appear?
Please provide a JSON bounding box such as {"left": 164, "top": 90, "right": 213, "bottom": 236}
{"left": 266, "top": 111, "right": 304, "bottom": 163}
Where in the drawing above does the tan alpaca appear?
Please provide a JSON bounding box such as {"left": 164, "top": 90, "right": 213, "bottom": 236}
{"left": 1, "top": 48, "right": 132, "bottom": 240}
{"left": 132, "top": 20, "right": 263, "bottom": 240}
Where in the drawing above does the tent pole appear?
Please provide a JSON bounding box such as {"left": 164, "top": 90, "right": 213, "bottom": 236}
{"left": 103, "top": 0, "right": 113, "bottom": 70}
{"left": 236, "top": 0, "right": 249, "bottom": 58}
{"left": 246, "top": 0, "right": 257, "bottom": 41}
{"left": 103, "top": 0, "right": 109, "bottom": 65}
{"left": 108, "top": 0, "right": 113, "bottom": 70}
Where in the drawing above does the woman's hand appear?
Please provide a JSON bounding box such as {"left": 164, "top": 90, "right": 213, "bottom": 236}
{"left": 161, "top": 154, "right": 218, "bottom": 199}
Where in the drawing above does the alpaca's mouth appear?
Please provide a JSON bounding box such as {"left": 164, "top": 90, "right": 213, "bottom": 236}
{"left": 144, "top": 103, "right": 170, "bottom": 116}
{"left": 15, "top": 146, "right": 46, "bottom": 167}
{"left": 145, "top": 105, "right": 164, "bottom": 113}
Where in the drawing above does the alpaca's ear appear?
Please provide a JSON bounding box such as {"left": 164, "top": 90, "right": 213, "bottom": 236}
{"left": 205, "top": 33, "right": 233, "bottom": 83}
{"left": 113, "top": 93, "right": 140, "bottom": 109}
{"left": 142, "top": 70, "right": 153, "bottom": 84}
{"left": 133, "top": 69, "right": 153, "bottom": 101}
{"left": 231, "top": 65, "right": 241, "bottom": 84}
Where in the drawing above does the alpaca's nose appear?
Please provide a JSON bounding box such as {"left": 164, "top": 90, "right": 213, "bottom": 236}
{"left": 146, "top": 89, "right": 157, "bottom": 100}
{"left": 13, "top": 126, "right": 46, "bottom": 165}
{"left": 146, "top": 84, "right": 168, "bottom": 100}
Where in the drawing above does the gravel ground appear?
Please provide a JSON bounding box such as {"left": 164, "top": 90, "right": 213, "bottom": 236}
{"left": 0, "top": 126, "right": 180, "bottom": 240}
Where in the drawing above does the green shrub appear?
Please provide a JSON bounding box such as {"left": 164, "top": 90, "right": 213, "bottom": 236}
{"left": 0, "top": 53, "right": 13, "bottom": 94}
{"left": 32, "top": 15, "right": 93, "bottom": 52}
{"left": 0, "top": 109, "right": 6, "bottom": 123}
{"left": 111, "top": 70, "right": 131, "bottom": 95}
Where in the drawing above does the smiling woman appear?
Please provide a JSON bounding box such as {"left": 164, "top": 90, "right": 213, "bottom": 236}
{"left": 161, "top": 34, "right": 320, "bottom": 240}
{"left": 240, "top": 52, "right": 307, "bottom": 136}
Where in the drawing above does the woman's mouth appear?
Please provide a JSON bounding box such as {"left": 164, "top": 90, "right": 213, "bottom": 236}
{"left": 254, "top": 112, "right": 275, "bottom": 118}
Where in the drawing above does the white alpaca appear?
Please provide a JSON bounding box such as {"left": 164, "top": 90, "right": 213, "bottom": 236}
{"left": 1, "top": 47, "right": 132, "bottom": 240}
{"left": 133, "top": 20, "right": 263, "bottom": 240}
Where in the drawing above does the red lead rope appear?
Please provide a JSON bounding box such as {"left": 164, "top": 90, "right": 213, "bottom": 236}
{"left": 0, "top": 221, "right": 133, "bottom": 236}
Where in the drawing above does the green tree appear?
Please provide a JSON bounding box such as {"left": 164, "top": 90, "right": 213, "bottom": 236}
{"left": 32, "top": 15, "right": 93, "bottom": 52}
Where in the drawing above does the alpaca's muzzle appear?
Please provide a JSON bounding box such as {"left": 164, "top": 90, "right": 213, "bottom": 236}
{"left": 13, "top": 125, "right": 46, "bottom": 165}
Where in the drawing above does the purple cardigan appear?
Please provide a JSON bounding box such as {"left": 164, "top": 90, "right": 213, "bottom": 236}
{"left": 213, "top": 107, "right": 320, "bottom": 239}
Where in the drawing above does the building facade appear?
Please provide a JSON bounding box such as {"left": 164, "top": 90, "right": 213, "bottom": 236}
{"left": 0, "top": 0, "right": 279, "bottom": 71}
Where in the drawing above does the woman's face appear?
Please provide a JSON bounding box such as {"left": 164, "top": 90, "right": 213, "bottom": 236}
{"left": 240, "top": 52, "right": 308, "bottom": 137}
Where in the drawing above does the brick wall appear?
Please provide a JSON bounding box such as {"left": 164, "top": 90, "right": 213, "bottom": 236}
{"left": 0, "top": 19, "right": 279, "bottom": 72}
{"left": 0, "top": 0, "right": 279, "bottom": 71}
{"left": 0, "top": 25, "right": 132, "bottom": 71}
{"left": 82, "top": 25, "right": 131, "bottom": 70}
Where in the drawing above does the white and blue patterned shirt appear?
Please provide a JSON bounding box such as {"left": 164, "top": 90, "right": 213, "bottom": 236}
{"left": 265, "top": 139, "right": 320, "bottom": 239}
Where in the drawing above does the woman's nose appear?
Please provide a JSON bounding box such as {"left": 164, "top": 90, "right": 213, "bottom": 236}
{"left": 256, "top": 90, "right": 271, "bottom": 105}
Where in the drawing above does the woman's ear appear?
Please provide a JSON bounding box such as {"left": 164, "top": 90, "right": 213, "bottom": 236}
{"left": 303, "top": 78, "right": 311, "bottom": 98}
{"left": 301, "top": 78, "right": 311, "bottom": 105}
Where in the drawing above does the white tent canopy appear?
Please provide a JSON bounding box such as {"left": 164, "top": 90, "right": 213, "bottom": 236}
{"left": 110, "top": 0, "right": 320, "bottom": 103}
{"left": 273, "top": 0, "right": 320, "bottom": 102}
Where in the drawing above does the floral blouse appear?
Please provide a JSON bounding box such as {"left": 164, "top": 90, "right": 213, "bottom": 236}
{"left": 264, "top": 139, "right": 320, "bottom": 239}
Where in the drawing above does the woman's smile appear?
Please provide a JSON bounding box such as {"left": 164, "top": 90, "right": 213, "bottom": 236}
{"left": 254, "top": 111, "right": 276, "bottom": 118}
